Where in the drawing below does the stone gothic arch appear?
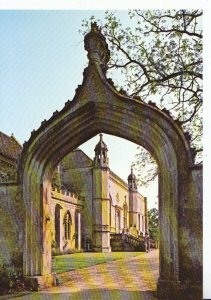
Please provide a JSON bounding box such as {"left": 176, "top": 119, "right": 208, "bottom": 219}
{"left": 19, "top": 23, "right": 202, "bottom": 297}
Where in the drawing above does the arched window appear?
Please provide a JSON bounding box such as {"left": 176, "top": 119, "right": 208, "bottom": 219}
{"left": 142, "top": 215, "right": 145, "bottom": 232}
{"left": 116, "top": 209, "right": 121, "bottom": 233}
{"left": 55, "top": 204, "right": 62, "bottom": 249}
{"left": 123, "top": 202, "right": 128, "bottom": 229}
{"left": 64, "top": 211, "right": 71, "bottom": 240}
{"left": 109, "top": 194, "right": 112, "bottom": 227}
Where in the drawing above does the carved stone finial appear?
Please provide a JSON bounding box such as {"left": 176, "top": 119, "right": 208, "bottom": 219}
{"left": 148, "top": 100, "right": 157, "bottom": 107}
{"left": 41, "top": 119, "right": 47, "bottom": 126}
{"left": 119, "top": 88, "right": 127, "bottom": 96}
{"left": 75, "top": 85, "right": 82, "bottom": 94}
{"left": 162, "top": 108, "right": 170, "bottom": 115}
{"left": 133, "top": 95, "right": 142, "bottom": 101}
{"left": 65, "top": 100, "right": 71, "bottom": 107}
{"left": 23, "top": 141, "right": 28, "bottom": 148}
{"left": 30, "top": 130, "right": 35, "bottom": 137}
{"left": 91, "top": 22, "right": 100, "bottom": 33}
{"left": 53, "top": 110, "right": 58, "bottom": 116}
{"left": 84, "top": 22, "right": 110, "bottom": 71}
{"left": 131, "top": 165, "right": 133, "bottom": 174}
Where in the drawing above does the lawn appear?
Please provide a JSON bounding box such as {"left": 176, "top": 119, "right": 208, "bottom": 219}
{"left": 52, "top": 252, "right": 143, "bottom": 273}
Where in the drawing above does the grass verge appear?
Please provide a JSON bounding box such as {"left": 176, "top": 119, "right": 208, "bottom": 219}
{"left": 52, "top": 252, "right": 143, "bottom": 273}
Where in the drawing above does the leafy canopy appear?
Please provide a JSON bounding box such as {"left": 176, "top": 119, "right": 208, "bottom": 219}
{"left": 81, "top": 9, "right": 202, "bottom": 186}
{"left": 148, "top": 208, "right": 159, "bottom": 240}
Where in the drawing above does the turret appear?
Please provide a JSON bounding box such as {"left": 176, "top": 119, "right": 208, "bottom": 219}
{"left": 128, "top": 165, "right": 138, "bottom": 229}
{"left": 128, "top": 166, "right": 137, "bottom": 191}
{"left": 94, "top": 133, "right": 109, "bottom": 168}
{"left": 92, "top": 133, "right": 111, "bottom": 252}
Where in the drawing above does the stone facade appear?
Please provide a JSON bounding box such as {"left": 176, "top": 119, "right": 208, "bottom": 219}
{"left": 50, "top": 188, "right": 83, "bottom": 254}
{"left": 0, "top": 132, "right": 22, "bottom": 183}
{"left": 0, "top": 132, "right": 23, "bottom": 264}
{"left": 0, "top": 184, "right": 23, "bottom": 264}
{"left": 51, "top": 134, "right": 147, "bottom": 253}
{"left": 0, "top": 132, "right": 148, "bottom": 264}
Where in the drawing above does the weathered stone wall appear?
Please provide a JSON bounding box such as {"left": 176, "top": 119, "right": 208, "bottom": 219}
{"left": 129, "top": 191, "right": 146, "bottom": 235}
{"left": 178, "top": 165, "right": 202, "bottom": 295}
{"left": 109, "top": 174, "right": 146, "bottom": 234}
{"left": 51, "top": 189, "right": 84, "bottom": 253}
{"left": 60, "top": 150, "right": 93, "bottom": 247}
{"left": 109, "top": 174, "right": 128, "bottom": 233}
{"left": 0, "top": 184, "right": 24, "bottom": 265}
{"left": 0, "top": 156, "right": 17, "bottom": 183}
{"left": 60, "top": 149, "right": 148, "bottom": 244}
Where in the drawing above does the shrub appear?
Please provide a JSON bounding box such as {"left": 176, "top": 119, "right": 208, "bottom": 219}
{"left": 0, "top": 251, "right": 26, "bottom": 295}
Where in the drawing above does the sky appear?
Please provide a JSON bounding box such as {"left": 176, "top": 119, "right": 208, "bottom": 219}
{"left": 0, "top": 10, "right": 158, "bottom": 208}
{"left": 0, "top": 4, "right": 210, "bottom": 296}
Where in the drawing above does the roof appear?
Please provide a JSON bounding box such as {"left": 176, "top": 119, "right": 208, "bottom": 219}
{"left": 62, "top": 149, "right": 93, "bottom": 169}
{"left": 109, "top": 170, "right": 128, "bottom": 190}
{"left": 128, "top": 166, "right": 137, "bottom": 181}
{"left": 0, "top": 131, "right": 22, "bottom": 162}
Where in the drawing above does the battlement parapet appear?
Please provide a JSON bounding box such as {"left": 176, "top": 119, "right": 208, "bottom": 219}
{"left": 51, "top": 187, "right": 84, "bottom": 205}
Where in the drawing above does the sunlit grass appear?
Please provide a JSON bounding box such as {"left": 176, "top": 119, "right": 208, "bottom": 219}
{"left": 52, "top": 252, "right": 144, "bottom": 273}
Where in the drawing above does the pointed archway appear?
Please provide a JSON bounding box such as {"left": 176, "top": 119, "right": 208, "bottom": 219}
{"left": 19, "top": 23, "right": 202, "bottom": 297}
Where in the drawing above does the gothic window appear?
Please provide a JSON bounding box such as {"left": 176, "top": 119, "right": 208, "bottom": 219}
{"left": 64, "top": 211, "right": 71, "bottom": 240}
{"left": 55, "top": 204, "right": 62, "bottom": 248}
{"left": 123, "top": 202, "right": 128, "bottom": 228}
{"left": 116, "top": 209, "right": 121, "bottom": 233}
{"left": 109, "top": 194, "right": 112, "bottom": 227}
{"left": 142, "top": 215, "right": 145, "bottom": 232}
{"left": 75, "top": 210, "right": 79, "bottom": 249}
{"left": 138, "top": 214, "right": 141, "bottom": 231}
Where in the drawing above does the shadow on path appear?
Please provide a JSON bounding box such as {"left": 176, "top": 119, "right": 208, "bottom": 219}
{"left": 9, "top": 288, "right": 157, "bottom": 300}
{"left": 4, "top": 250, "right": 159, "bottom": 300}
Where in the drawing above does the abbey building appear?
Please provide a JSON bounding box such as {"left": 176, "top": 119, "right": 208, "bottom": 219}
{"left": 0, "top": 131, "right": 148, "bottom": 262}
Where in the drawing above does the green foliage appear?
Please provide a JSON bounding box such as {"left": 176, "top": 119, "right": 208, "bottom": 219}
{"left": 148, "top": 208, "right": 159, "bottom": 240}
{"left": 80, "top": 9, "right": 202, "bottom": 185}
{"left": 133, "top": 146, "right": 157, "bottom": 187}
{"left": 0, "top": 251, "right": 25, "bottom": 295}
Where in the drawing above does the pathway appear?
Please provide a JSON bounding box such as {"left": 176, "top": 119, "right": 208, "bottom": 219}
{"left": 9, "top": 250, "right": 159, "bottom": 300}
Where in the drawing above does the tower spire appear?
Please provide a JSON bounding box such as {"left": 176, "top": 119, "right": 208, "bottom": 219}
{"left": 128, "top": 165, "right": 137, "bottom": 191}
{"left": 131, "top": 165, "right": 133, "bottom": 175}
{"left": 94, "top": 133, "right": 109, "bottom": 167}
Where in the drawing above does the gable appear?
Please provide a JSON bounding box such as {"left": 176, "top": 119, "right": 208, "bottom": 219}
{"left": 62, "top": 149, "right": 93, "bottom": 170}
{"left": 0, "top": 131, "right": 22, "bottom": 163}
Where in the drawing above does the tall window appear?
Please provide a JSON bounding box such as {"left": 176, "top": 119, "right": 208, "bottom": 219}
{"left": 64, "top": 211, "right": 71, "bottom": 240}
{"left": 123, "top": 202, "right": 128, "bottom": 229}
{"left": 55, "top": 204, "right": 61, "bottom": 248}
{"left": 142, "top": 215, "right": 145, "bottom": 232}
{"left": 116, "top": 209, "right": 121, "bottom": 233}
{"left": 109, "top": 195, "right": 112, "bottom": 227}
{"left": 138, "top": 214, "right": 141, "bottom": 231}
